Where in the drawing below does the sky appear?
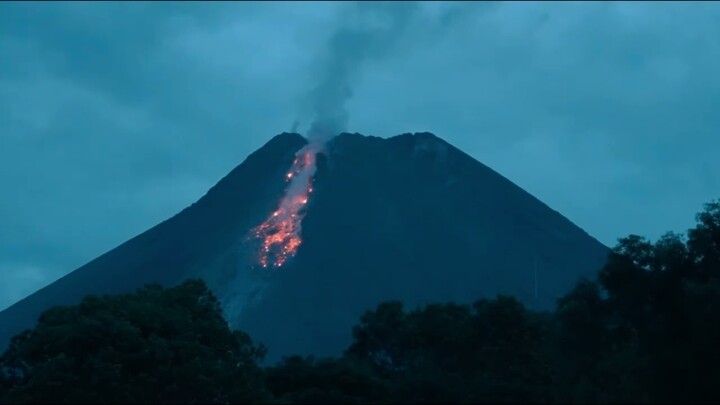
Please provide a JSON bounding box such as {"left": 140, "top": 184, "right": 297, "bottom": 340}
{"left": 1, "top": 1, "right": 719, "bottom": 311}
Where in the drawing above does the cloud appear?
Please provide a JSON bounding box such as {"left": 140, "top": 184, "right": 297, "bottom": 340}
{"left": 300, "top": 1, "right": 497, "bottom": 140}
{"left": 348, "top": 1, "right": 720, "bottom": 243}
{"left": 0, "top": 1, "right": 719, "bottom": 308}
{"left": 0, "top": 263, "right": 62, "bottom": 310}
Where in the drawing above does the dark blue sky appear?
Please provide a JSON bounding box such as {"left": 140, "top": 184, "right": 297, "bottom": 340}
{"left": 1, "top": 1, "right": 719, "bottom": 310}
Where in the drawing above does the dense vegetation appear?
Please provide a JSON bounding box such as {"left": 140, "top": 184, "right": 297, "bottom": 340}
{"left": 0, "top": 281, "right": 270, "bottom": 404}
{"left": 1, "top": 199, "right": 719, "bottom": 404}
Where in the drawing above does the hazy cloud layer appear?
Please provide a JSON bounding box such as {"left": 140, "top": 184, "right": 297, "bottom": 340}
{"left": 1, "top": 1, "right": 719, "bottom": 310}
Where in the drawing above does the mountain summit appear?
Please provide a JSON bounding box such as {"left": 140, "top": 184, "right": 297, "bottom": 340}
{"left": 0, "top": 132, "right": 608, "bottom": 360}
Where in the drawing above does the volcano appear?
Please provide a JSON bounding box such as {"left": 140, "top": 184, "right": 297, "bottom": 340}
{"left": 0, "top": 132, "right": 609, "bottom": 361}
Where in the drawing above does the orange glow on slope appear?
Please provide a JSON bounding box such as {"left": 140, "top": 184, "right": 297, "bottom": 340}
{"left": 252, "top": 145, "right": 316, "bottom": 268}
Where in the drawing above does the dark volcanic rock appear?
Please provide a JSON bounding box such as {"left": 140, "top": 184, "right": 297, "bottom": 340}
{"left": 233, "top": 132, "right": 608, "bottom": 361}
{"left": 0, "top": 133, "right": 307, "bottom": 352}
{"left": 0, "top": 132, "right": 608, "bottom": 362}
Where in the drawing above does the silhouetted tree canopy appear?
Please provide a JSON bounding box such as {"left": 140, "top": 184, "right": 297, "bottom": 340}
{"left": 554, "top": 199, "right": 720, "bottom": 404}
{"left": 265, "top": 355, "right": 387, "bottom": 404}
{"left": 2, "top": 198, "right": 720, "bottom": 404}
{"left": 346, "top": 297, "right": 553, "bottom": 403}
{"left": 0, "top": 280, "right": 269, "bottom": 404}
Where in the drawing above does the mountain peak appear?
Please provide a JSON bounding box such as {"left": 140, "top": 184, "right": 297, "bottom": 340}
{"left": 331, "top": 131, "right": 442, "bottom": 145}
{"left": 0, "top": 131, "right": 609, "bottom": 361}
{"left": 269, "top": 132, "right": 307, "bottom": 145}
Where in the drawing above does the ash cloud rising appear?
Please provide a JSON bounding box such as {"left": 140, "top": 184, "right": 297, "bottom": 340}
{"left": 304, "top": 2, "right": 421, "bottom": 140}
{"left": 258, "top": 3, "right": 426, "bottom": 270}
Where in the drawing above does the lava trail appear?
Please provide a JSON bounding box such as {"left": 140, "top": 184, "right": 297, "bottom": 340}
{"left": 252, "top": 144, "right": 318, "bottom": 268}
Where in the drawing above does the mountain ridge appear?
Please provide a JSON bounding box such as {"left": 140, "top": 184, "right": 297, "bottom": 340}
{"left": 0, "top": 131, "right": 608, "bottom": 359}
{"left": 0, "top": 132, "right": 306, "bottom": 350}
{"left": 227, "top": 131, "right": 608, "bottom": 359}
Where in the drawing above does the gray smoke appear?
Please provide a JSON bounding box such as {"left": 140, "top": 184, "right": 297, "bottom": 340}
{"left": 305, "top": 1, "right": 422, "bottom": 140}
{"left": 289, "top": 120, "right": 300, "bottom": 133}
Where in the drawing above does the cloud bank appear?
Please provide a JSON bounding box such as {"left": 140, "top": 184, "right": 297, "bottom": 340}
{"left": 1, "top": 1, "right": 719, "bottom": 310}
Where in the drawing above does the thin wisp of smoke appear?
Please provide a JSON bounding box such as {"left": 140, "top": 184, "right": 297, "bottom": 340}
{"left": 304, "top": 1, "right": 421, "bottom": 141}
{"left": 258, "top": 2, "right": 481, "bottom": 268}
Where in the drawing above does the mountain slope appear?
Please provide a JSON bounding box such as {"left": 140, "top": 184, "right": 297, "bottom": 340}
{"left": 0, "top": 132, "right": 608, "bottom": 360}
{"left": 0, "top": 133, "right": 307, "bottom": 351}
{"left": 230, "top": 132, "right": 608, "bottom": 360}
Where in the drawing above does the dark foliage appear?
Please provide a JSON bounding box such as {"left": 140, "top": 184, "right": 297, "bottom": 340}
{"left": 552, "top": 199, "right": 720, "bottom": 404}
{"left": 0, "top": 280, "right": 269, "bottom": 404}
{"left": 345, "top": 298, "right": 554, "bottom": 403}
{"left": 265, "top": 355, "right": 388, "bottom": 404}
{"left": 2, "top": 199, "right": 719, "bottom": 404}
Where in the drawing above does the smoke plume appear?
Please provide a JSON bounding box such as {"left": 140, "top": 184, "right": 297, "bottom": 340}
{"left": 290, "top": 120, "right": 300, "bottom": 133}
{"left": 254, "top": 2, "right": 490, "bottom": 268}
{"left": 305, "top": 1, "right": 421, "bottom": 140}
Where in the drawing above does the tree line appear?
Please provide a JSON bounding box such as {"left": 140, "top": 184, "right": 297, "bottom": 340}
{"left": 1, "top": 200, "right": 719, "bottom": 404}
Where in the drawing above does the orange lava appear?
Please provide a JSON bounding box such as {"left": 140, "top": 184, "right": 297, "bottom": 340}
{"left": 253, "top": 146, "right": 316, "bottom": 268}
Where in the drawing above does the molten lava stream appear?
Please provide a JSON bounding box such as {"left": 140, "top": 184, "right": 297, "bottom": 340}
{"left": 253, "top": 146, "right": 316, "bottom": 268}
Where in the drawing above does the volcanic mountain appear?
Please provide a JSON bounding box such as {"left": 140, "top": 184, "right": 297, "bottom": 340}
{"left": 0, "top": 132, "right": 609, "bottom": 361}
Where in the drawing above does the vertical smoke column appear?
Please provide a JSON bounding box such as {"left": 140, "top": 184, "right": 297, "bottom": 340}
{"left": 304, "top": 1, "right": 420, "bottom": 140}
{"left": 252, "top": 2, "right": 421, "bottom": 268}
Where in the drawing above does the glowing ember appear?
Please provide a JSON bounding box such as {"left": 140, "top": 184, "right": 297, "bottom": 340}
{"left": 252, "top": 145, "right": 318, "bottom": 268}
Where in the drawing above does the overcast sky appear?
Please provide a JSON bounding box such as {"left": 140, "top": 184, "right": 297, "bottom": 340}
{"left": 1, "top": 1, "right": 719, "bottom": 311}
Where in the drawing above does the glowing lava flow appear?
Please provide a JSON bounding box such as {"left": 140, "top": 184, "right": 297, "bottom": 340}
{"left": 252, "top": 145, "right": 317, "bottom": 268}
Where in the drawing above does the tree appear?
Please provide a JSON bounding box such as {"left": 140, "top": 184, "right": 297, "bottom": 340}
{"left": 0, "top": 279, "right": 270, "bottom": 404}
{"left": 0, "top": 374, "right": 7, "bottom": 402}
{"left": 265, "top": 355, "right": 387, "bottom": 404}
{"left": 553, "top": 278, "right": 647, "bottom": 403}
{"left": 346, "top": 300, "right": 408, "bottom": 374}
{"left": 688, "top": 200, "right": 720, "bottom": 280}
{"left": 553, "top": 198, "right": 720, "bottom": 403}
{"left": 346, "top": 297, "right": 554, "bottom": 404}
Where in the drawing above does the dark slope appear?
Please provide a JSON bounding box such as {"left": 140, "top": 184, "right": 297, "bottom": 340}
{"left": 0, "top": 132, "right": 608, "bottom": 361}
{"left": 233, "top": 132, "right": 609, "bottom": 360}
{"left": 0, "top": 133, "right": 307, "bottom": 350}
